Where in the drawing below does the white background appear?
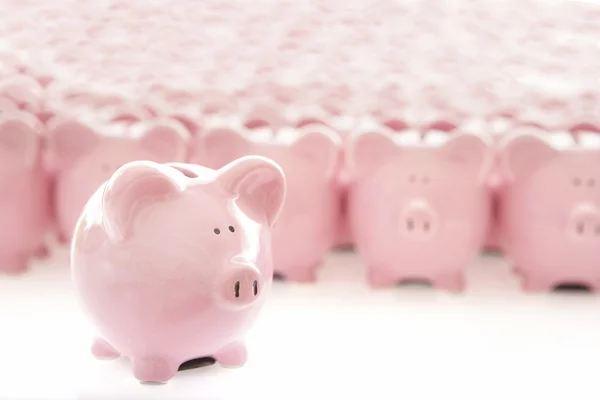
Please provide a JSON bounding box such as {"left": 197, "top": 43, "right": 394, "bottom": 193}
{"left": 1, "top": 247, "right": 600, "bottom": 400}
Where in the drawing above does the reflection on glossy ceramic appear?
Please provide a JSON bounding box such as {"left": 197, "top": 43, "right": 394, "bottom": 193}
{"left": 71, "top": 156, "right": 286, "bottom": 383}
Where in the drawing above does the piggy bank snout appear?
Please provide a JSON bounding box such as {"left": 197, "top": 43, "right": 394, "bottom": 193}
{"left": 400, "top": 200, "right": 438, "bottom": 239}
{"left": 220, "top": 262, "right": 263, "bottom": 308}
{"left": 568, "top": 204, "right": 600, "bottom": 239}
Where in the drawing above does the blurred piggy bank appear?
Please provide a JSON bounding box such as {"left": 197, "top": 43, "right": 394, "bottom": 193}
{"left": 499, "top": 130, "right": 600, "bottom": 291}
{"left": 45, "top": 117, "right": 190, "bottom": 243}
{"left": 346, "top": 127, "right": 493, "bottom": 291}
{"left": 0, "top": 110, "right": 51, "bottom": 273}
{"left": 71, "top": 157, "right": 286, "bottom": 383}
{"left": 194, "top": 122, "right": 341, "bottom": 282}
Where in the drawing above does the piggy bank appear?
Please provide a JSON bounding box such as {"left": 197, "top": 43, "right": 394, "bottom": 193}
{"left": 45, "top": 117, "right": 190, "bottom": 243}
{"left": 346, "top": 127, "right": 493, "bottom": 291}
{"left": 71, "top": 156, "right": 286, "bottom": 383}
{"left": 0, "top": 110, "right": 51, "bottom": 273}
{"left": 498, "top": 130, "right": 600, "bottom": 291}
{"left": 194, "top": 122, "right": 341, "bottom": 282}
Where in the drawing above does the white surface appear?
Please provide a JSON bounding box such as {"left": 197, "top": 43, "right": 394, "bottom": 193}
{"left": 1, "top": 247, "right": 600, "bottom": 400}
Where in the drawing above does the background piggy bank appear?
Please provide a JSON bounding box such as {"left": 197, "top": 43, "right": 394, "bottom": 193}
{"left": 498, "top": 130, "right": 600, "bottom": 292}
{"left": 0, "top": 110, "right": 51, "bottom": 273}
{"left": 194, "top": 123, "right": 341, "bottom": 282}
{"left": 71, "top": 157, "right": 286, "bottom": 383}
{"left": 346, "top": 128, "right": 493, "bottom": 291}
{"left": 45, "top": 117, "right": 190, "bottom": 243}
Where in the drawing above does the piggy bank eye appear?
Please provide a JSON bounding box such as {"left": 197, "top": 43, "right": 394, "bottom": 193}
{"left": 408, "top": 175, "right": 417, "bottom": 183}
{"left": 587, "top": 178, "right": 595, "bottom": 188}
{"left": 422, "top": 176, "right": 430, "bottom": 184}
{"left": 214, "top": 228, "right": 221, "bottom": 235}
{"left": 228, "top": 225, "right": 235, "bottom": 233}
{"left": 573, "top": 178, "right": 581, "bottom": 187}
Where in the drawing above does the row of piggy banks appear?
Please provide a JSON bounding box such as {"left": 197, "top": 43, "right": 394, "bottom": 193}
{"left": 1, "top": 107, "right": 600, "bottom": 293}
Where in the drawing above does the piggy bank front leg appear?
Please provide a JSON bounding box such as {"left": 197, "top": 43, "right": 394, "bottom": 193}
{"left": 91, "top": 337, "right": 120, "bottom": 359}
{"left": 520, "top": 272, "right": 557, "bottom": 292}
{"left": 214, "top": 341, "right": 248, "bottom": 368}
{"left": 132, "top": 355, "right": 179, "bottom": 383}
{"left": 366, "top": 267, "right": 397, "bottom": 288}
{"left": 0, "top": 254, "right": 29, "bottom": 274}
{"left": 433, "top": 271, "right": 466, "bottom": 293}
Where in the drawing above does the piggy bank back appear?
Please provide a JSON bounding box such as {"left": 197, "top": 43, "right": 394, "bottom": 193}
{"left": 45, "top": 117, "right": 190, "bottom": 242}
{"left": 347, "top": 127, "right": 493, "bottom": 291}
{"left": 71, "top": 156, "right": 286, "bottom": 383}
{"left": 194, "top": 121, "right": 341, "bottom": 282}
{"left": 0, "top": 110, "right": 51, "bottom": 273}
{"left": 498, "top": 129, "right": 600, "bottom": 291}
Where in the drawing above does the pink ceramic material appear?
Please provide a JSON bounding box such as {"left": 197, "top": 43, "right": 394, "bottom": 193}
{"left": 71, "top": 156, "right": 286, "bottom": 383}
{"left": 195, "top": 122, "right": 342, "bottom": 282}
{"left": 498, "top": 130, "right": 600, "bottom": 292}
{"left": 346, "top": 127, "right": 493, "bottom": 291}
{"left": 0, "top": 110, "right": 51, "bottom": 273}
{"left": 45, "top": 117, "right": 190, "bottom": 243}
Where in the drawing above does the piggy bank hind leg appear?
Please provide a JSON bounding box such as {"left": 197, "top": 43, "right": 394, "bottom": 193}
{"left": 433, "top": 271, "right": 466, "bottom": 293}
{"left": 91, "top": 337, "right": 120, "bottom": 359}
{"left": 520, "top": 271, "right": 557, "bottom": 292}
{"left": 132, "top": 355, "right": 179, "bottom": 383}
{"left": 366, "top": 267, "right": 398, "bottom": 289}
{"left": 214, "top": 341, "right": 248, "bottom": 368}
{"left": 0, "top": 254, "right": 30, "bottom": 274}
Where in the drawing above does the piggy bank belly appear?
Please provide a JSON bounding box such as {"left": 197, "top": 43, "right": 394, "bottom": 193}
{"left": 72, "top": 250, "right": 265, "bottom": 362}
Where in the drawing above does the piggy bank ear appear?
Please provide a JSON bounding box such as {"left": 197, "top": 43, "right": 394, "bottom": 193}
{"left": 0, "top": 113, "right": 41, "bottom": 167}
{"left": 102, "top": 161, "right": 182, "bottom": 242}
{"left": 347, "top": 130, "right": 397, "bottom": 179}
{"left": 291, "top": 124, "right": 341, "bottom": 180}
{"left": 46, "top": 118, "right": 98, "bottom": 170}
{"left": 199, "top": 126, "right": 251, "bottom": 168}
{"left": 135, "top": 119, "right": 190, "bottom": 163}
{"left": 500, "top": 133, "right": 558, "bottom": 182}
{"left": 218, "top": 156, "right": 286, "bottom": 227}
{"left": 441, "top": 133, "right": 492, "bottom": 182}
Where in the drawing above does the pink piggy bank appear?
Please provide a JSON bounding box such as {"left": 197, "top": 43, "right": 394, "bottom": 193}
{"left": 498, "top": 130, "right": 600, "bottom": 291}
{"left": 0, "top": 110, "right": 51, "bottom": 273}
{"left": 45, "top": 117, "right": 190, "bottom": 243}
{"left": 194, "top": 122, "right": 341, "bottom": 282}
{"left": 71, "top": 156, "right": 286, "bottom": 383}
{"left": 346, "top": 128, "right": 493, "bottom": 291}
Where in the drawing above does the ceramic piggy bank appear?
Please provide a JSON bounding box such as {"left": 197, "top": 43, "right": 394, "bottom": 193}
{"left": 194, "top": 122, "right": 341, "bottom": 282}
{"left": 0, "top": 110, "right": 51, "bottom": 273}
{"left": 346, "top": 127, "right": 493, "bottom": 291}
{"left": 499, "top": 130, "right": 600, "bottom": 291}
{"left": 71, "top": 156, "right": 286, "bottom": 383}
{"left": 45, "top": 117, "right": 190, "bottom": 243}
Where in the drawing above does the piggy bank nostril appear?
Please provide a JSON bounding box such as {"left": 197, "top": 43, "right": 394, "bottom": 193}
{"left": 253, "top": 280, "right": 258, "bottom": 296}
{"left": 423, "top": 221, "right": 430, "bottom": 231}
{"left": 234, "top": 281, "right": 240, "bottom": 298}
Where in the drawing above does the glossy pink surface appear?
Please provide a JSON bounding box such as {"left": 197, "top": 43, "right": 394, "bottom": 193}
{"left": 0, "top": 110, "right": 51, "bottom": 273}
{"left": 346, "top": 128, "right": 493, "bottom": 291}
{"left": 45, "top": 117, "right": 190, "bottom": 243}
{"left": 194, "top": 122, "right": 341, "bottom": 282}
{"left": 499, "top": 131, "right": 600, "bottom": 292}
{"left": 71, "top": 156, "right": 286, "bottom": 383}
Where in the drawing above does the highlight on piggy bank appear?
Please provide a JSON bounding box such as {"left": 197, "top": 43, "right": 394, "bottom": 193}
{"left": 70, "top": 156, "right": 286, "bottom": 383}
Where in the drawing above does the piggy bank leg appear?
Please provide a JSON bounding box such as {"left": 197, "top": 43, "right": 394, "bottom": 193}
{"left": 132, "top": 355, "right": 178, "bottom": 383}
{"left": 282, "top": 267, "right": 318, "bottom": 283}
{"left": 214, "top": 341, "right": 248, "bottom": 368}
{"left": 366, "top": 267, "right": 397, "bottom": 288}
{"left": 33, "top": 244, "right": 50, "bottom": 259}
{"left": 434, "top": 272, "right": 466, "bottom": 293}
{"left": 0, "top": 254, "right": 29, "bottom": 274}
{"left": 520, "top": 273, "right": 555, "bottom": 292}
{"left": 91, "top": 337, "right": 120, "bottom": 359}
